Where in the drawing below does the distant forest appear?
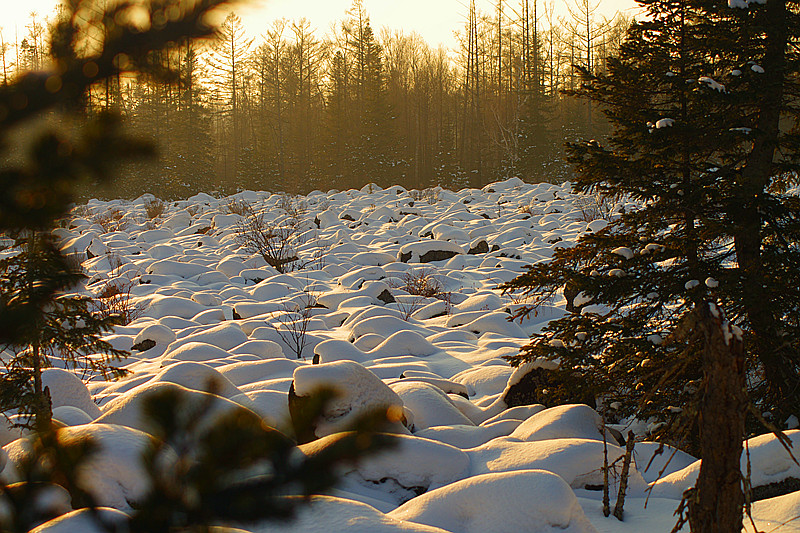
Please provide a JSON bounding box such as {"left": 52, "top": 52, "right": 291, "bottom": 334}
{"left": 1, "top": 0, "right": 630, "bottom": 198}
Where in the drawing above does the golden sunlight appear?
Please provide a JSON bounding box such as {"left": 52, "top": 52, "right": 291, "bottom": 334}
{"left": 2, "top": 0, "right": 639, "bottom": 52}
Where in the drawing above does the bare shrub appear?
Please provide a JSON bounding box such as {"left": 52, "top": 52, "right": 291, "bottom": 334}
{"left": 90, "top": 254, "right": 144, "bottom": 325}
{"left": 305, "top": 239, "right": 327, "bottom": 271}
{"left": 91, "top": 278, "right": 144, "bottom": 325}
{"left": 91, "top": 207, "right": 125, "bottom": 232}
{"left": 225, "top": 198, "right": 252, "bottom": 216}
{"left": 390, "top": 269, "right": 452, "bottom": 320}
{"left": 66, "top": 205, "right": 92, "bottom": 227}
{"left": 234, "top": 203, "right": 301, "bottom": 274}
{"left": 144, "top": 198, "right": 166, "bottom": 219}
{"left": 575, "top": 193, "right": 615, "bottom": 222}
{"left": 409, "top": 188, "right": 440, "bottom": 205}
{"left": 276, "top": 193, "right": 306, "bottom": 221}
{"left": 400, "top": 269, "right": 445, "bottom": 298}
{"left": 271, "top": 291, "right": 317, "bottom": 359}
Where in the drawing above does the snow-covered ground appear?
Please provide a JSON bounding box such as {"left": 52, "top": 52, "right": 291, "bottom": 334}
{"left": 3, "top": 178, "right": 800, "bottom": 532}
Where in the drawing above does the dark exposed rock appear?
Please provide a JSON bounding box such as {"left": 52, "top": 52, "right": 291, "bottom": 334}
{"left": 377, "top": 289, "right": 396, "bottom": 304}
{"left": 752, "top": 477, "right": 800, "bottom": 502}
{"left": 468, "top": 240, "right": 489, "bottom": 255}
{"left": 419, "top": 249, "right": 459, "bottom": 263}
{"left": 288, "top": 382, "right": 317, "bottom": 444}
{"left": 131, "top": 339, "right": 157, "bottom": 352}
{"left": 607, "top": 426, "right": 626, "bottom": 446}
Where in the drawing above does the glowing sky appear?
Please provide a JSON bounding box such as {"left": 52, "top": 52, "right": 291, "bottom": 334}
{"left": 2, "top": 0, "right": 640, "bottom": 50}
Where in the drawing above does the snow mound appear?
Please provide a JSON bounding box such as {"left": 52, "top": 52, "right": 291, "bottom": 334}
{"left": 292, "top": 361, "right": 406, "bottom": 438}
{"left": 633, "top": 442, "right": 697, "bottom": 484}
{"left": 151, "top": 361, "right": 243, "bottom": 399}
{"left": 369, "top": 331, "right": 440, "bottom": 358}
{"left": 458, "top": 312, "right": 527, "bottom": 338}
{"left": 314, "top": 339, "right": 370, "bottom": 364}
{"left": 164, "top": 322, "right": 248, "bottom": 353}
{"left": 398, "top": 240, "right": 465, "bottom": 263}
{"left": 52, "top": 405, "right": 94, "bottom": 426}
{"left": 416, "top": 420, "right": 521, "bottom": 449}
{"left": 650, "top": 430, "right": 800, "bottom": 499}
{"left": 390, "top": 381, "right": 474, "bottom": 430}
{"left": 388, "top": 469, "right": 599, "bottom": 533}
{"left": 132, "top": 323, "right": 177, "bottom": 351}
{"left": 41, "top": 368, "right": 101, "bottom": 418}
{"left": 509, "top": 404, "right": 607, "bottom": 442}
{"left": 300, "top": 432, "right": 470, "bottom": 505}
{"left": 3, "top": 424, "right": 155, "bottom": 510}
{"left": 217, "top": 358, "right": 300, "bottom": 386}
{"left": 141, "top": 295, "right": 205, "bottom": 319}
{"left": 467, "top": 437, "right": 647, "bottom": 493}
{"left": 253, "top": 495, "right": 449, "bottom": 533}
{"left": 159, "top": 342, "right": 234, "bottom": 366}
{"left": 30, "top": 508, "right": 131, "bottom": 533}
{"left": 94, "top": 381, "right": 260, "bottom": 434}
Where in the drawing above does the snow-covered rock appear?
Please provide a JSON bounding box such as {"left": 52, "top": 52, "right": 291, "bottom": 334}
{"left": 300, "top": 432, "right": 470, "bottom": 506}
{"left": 388, "top": 470, "right": 599, "bottom": 533}
{"left": 3, "top": 424, "right": 155, "bottom": 510}
{"left": 291, "top": 361, "right": 406, "bottom": 439}
{"left": 41, "top": 368, "right": 101, "bottom": 418}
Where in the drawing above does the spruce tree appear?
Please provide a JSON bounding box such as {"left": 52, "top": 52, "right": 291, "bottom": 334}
{"left": 0, "top": 232, "right": 127, "bottom": 431}
{"left": 343, "top": 1, "right": 394, "bottom": 187}
{"left": 504, "top": 2, "right": 799, "bottom": 528}
{"left": 501, "top": 0, "right": 800, "bottom": 447}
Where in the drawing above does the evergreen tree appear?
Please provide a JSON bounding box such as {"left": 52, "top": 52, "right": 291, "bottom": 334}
{"left": 722, "top": 0, "right": 800, "bottom": 424}
{"left": 0, "top": 233, "right": 127, "bottom": 431}
{"left": 342, "top": 1, "right": 394, "bottom": 187}
{"left": 253, "top": 21, "right": 290, "bottom": 189}
{"left": 283, "top": 18, "right": 326, "bottom": 190}
{"left": 501, "top": 0, "right": 800, "bottom": 446}
{"left": 324, "top": 47, "right": 354, "bottom": 182}
{"left": 503, "top": 2, "right": 800, "bottom": 528}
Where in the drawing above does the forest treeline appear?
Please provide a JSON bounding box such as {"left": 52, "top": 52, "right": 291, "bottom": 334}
{"left": 2, "top": 0, "right": 630, "bottom": 197}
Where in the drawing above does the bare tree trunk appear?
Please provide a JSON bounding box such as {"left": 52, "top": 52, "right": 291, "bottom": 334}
{"left": 613, "top": 431, "right": 635, "bottom": 520}
{"left": 688, "top": 303, "right": 746, "bottom": 533}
